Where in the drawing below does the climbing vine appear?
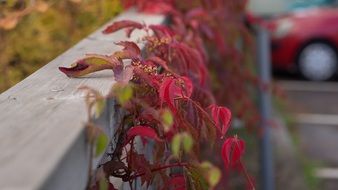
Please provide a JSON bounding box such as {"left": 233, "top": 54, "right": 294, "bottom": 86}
{"left": 60, "top": 0, "right": 257, "bottom": 189}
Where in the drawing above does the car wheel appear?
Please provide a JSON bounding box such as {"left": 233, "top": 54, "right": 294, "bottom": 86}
{"left": 298, "top": 42, "right": 337, "bottom": 81}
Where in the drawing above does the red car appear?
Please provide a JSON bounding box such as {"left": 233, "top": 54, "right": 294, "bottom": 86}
{"left": 267, "top": 7, "right": 338, "bottom": 80}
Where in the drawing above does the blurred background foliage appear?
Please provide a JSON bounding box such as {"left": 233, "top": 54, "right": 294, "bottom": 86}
{"left": 0, "top": 0, "right": 122, "bottom": 92}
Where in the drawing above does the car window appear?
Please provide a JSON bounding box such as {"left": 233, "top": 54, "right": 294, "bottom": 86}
{"left": 290, "top": 0, "right": 335, "bottom": 10}
{"left": 248, "top": 0, "right": 338, "bottom": 16}
{"left": 248, "top": 0, "right": 289, "bottom": 16}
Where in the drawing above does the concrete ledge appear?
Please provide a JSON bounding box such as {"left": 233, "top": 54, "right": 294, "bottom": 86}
{"left": 0, "top": 10, "right": 165, "bottom": 190}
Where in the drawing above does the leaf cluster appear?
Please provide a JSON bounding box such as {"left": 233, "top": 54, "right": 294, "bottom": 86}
{"left": 60, "top": 0, "right": 257, "bottom": 189}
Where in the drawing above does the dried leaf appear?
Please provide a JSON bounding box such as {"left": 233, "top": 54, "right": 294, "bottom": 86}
{"left": 79, "top": 86, "right": 104, "bottom": 119}
{"left": 115, "top": 41, "right": 141, "bottom": 57}
{"left": 0, "top": 16, "right": 18, "bottom": 30}
{"left": 59, "top": 55, "right": 120, "bottom": 77}
{"left": 103, "top": 20, "right": 143, "bottom": 34}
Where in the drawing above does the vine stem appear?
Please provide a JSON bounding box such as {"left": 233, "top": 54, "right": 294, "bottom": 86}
{"left": 86, "top": 128, "right": 94, "bottom": 189}
{"left": 176, "top": 97, "right": 217, "bottom": 130}
{"left": 239, "top": 161, "right": 255, "bottom": 190}
{"left": 127, "top": 162, "right": 188, "bottom": 181}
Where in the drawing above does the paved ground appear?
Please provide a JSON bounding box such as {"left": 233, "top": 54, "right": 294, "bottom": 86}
{"left": 275, "top": 73, "right": 338, "bottom": 189}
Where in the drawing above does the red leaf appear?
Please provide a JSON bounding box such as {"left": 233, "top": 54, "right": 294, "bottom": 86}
{"left": 159, "top": 78, "right": 176, "bottom": 111}
{"left": 108, "top": 183, "right": 118, "bottom": 190}
{"left": 114, "top": 65, "right": 134, "bottom": 83}
{"left": 181, "top": 76, "right": 193, "bottom": 98}
{"left": 125, "top": 126, "right": 162, "bottom": 145}
{"left": 197, "top": 61, "right": 207, "bottom": 86}
{"left": 129, "top": 153, "right": 153, "bottom": 186}
{"left": 199, "top": 23, "right": 214, "bottom": 39}
{"left": 221, "top": 136, "right": 245, "bottom": 168}
{"left": 169, "top": 42, "right": 207, "bottom": 85}
{"left": 208, "top": 104, "right": 232, "bottom": 136}
{"left": 103, "top": 20, "right": 143, "bottom": 34}
{"left": 162, "top": 175, "right": 186, "bottom": 190}
{"left": 138, "top": 2, "right": 174, "bottom": 14}
{"left": 59, "top": 61, "right": 89, "bottom": 76}
{"left": 125, "top": 27, "right": 136, "bottom": 38}
{"left": 185, "top": 8, "right": 209, "bottom": 20}
{"left": 147, "top": 56, "right": 169, "bottom": 71}
{"left": 122, "top": 0, "right": 175, "bottom": 14}
{"left": 121, "top": 0, "right": 135, "bottom": 9}
{"left": 159, "top": 77, "right": 193, "bottom": 113}
{"left": 133, "top": 67, "right": 161, "bottom": 88}
{"left": 213, "top": 31, "right": 227, "bottom": 56}
{"left": 115, "top": 41, "right": 141, "bottom": 55}
{"left": 149, "top": 24, "right": 175, "bottom": 38}
{"left": 113, "top": 41, "right": 141, "bottom": 60}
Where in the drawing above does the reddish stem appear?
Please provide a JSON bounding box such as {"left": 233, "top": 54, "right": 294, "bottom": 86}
{"left": 176, "top": 97, "right": 217, "bottom": 129}
{"left": 128, "top": 162, "right": 188, "bottom": 180}
{"left": 239, "top": 161, "right": 255, "bottom": 190}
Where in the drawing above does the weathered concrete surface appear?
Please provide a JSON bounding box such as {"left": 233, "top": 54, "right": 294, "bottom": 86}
{"left": 277, "top": 79, "right": 338, "bottom": 190}
{"left": 272, "top": 117, "right": 309, "bottom": 190}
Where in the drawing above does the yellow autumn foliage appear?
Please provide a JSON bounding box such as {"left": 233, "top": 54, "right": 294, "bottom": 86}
{"left": 0, "top": 0, "right": 122, "bottom": 92}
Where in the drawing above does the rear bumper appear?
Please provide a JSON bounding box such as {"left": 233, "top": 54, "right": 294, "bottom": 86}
{"left": 271, "top": 37, "right": 299, "bottom": 71}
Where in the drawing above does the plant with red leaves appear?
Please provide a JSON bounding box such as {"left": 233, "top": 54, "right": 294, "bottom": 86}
{"left": 209, "top": 104, "right": 232, "bottom": 137}
{"left": 59, "top": 0, "right": 257, "bottom": 189}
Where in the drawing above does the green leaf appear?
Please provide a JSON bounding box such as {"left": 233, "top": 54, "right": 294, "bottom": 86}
{"left": 161, "top": 109, "right": 173, "bottom": 132}
{"left": 99, "top": 177, "right": 108, "bottom": 190}
{"left": 200, "top": 161, "right": 212, "bottom": 169}
{"left": 117, "top": 84, "right": 133, "bottom": 105}
{"left": 94, "top": 99, "right": 105, "bottom": 118}
{"left": 209, "top": 167, "right": 221, "bottom": 187}
{"left": 95, "top": 133, "right": 108, "bottom": 157}
{"left": 188, "top": 167, "right": 210, "bottom": 190}
{"left": 171, "top": 134, "right": 182, "bottom": 158}
{"left": 182, "top": 133, "right": 193, "bottom": 153}
{"left": 200, "top": 161, "right": 221, "bottom": 188}
{"left": 171, "top": 132, "right": 194, "bottom": 157}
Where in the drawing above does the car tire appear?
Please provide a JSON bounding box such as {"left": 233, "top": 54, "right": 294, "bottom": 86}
{"left": 297, "top": 42, "right": 338, "bottom": 81}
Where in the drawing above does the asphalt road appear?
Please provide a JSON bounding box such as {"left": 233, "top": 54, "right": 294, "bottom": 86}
{"left": 275, "top": 72, "right": 338, "bottom": 189}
